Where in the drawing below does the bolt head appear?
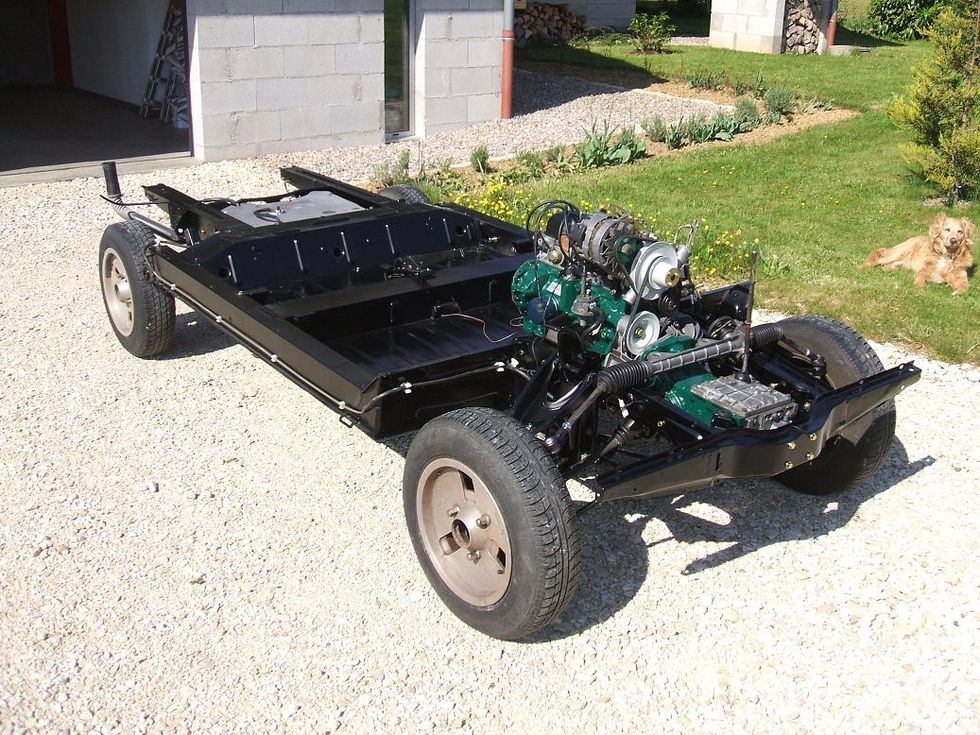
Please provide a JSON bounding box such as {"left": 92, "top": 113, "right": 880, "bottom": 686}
{"left": 805, "top": 452, "right": 815, "bottom": 461}
{"left": 787, "top": 441, "right": 796, "bottom": 450}
{"left": 467, "top": 550, "right": 481, "bottom": 563}
{"left": 785, "top": 461, "right": 794, "bottom": 469}
{"left": 476, "top": 515, "right": 490, "bottom": 529}
{"left": 809, "top": 433, "right": 817, "bottom": 441}
{"left": 447, "top": 505, "right": 460, "bottom": 517}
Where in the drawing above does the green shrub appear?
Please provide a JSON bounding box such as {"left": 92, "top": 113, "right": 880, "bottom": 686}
{"left": 689, "top": 68, "right": 725, "bottom": 90}
{"left": 664, "top": 119, "right": 687, "bottom": 149}
{"left": 543, "top": 145, "right": 577, "bottom": 175}
{"left": 763, "top": 86, "right": 794, "bottom": 123}
{"left": 371, "top": 149, "right": 411, "bottom": 188}
{"left": 685, "top": 113, "right": 715, "bottom": 144}
{"left": 615, "top": 128, "right": 647, "bottom": 162}
{"left": 888, "top": 7, "right": 980, "bottom": 202}
{"left": 470, "top": 144, "right": 490, "bottom": 175}
{"left": 642, "top": 116, "right": 668, "bottom": 142}
{"left": 628, "top": 12, "right": 675, "bottom": 53}
{"left": 575, "top": 122, "right": 647, "bottom": 168}
{"left": 712, "top": 111, "right": 739, "bottom": 141}
{"left": 515, "top": 150, "right": 546, "bottom": 179}
{"left": 415, "top": 159, "right": 466, "bottom": 199}
{"left": 734, "top": 96, "right": 762, "bottom": 131}
{"left": 867, "top": 0, "right": 941, "bottom": 39}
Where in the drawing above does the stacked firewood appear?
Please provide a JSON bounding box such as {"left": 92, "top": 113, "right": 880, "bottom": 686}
{"left": 515, "top": 3, "right": 587, "bottom": 42}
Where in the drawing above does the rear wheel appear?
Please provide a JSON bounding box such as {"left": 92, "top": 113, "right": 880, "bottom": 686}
{"left": 378, "top": 184, "right": 430, "bottom": 204}
{"left": 775, "top": 315, "right": 896, "bottom": 495}
{"left": 99, "top": 221, "right": 175, "bottom": 358}
{"left": 403, "top": 408, "right": 581, "bottom": 640}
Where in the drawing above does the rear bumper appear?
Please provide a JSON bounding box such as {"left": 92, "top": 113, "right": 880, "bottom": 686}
{"left": 596, "top": 362, "right": 921, "bottom": 502}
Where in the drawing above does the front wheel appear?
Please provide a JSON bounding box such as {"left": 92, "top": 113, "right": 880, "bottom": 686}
{"left": 403, "top": 408, "right": 582, "bottom": 640}
{"left": 775, "top": 315, "right": 896, "bottom": 495}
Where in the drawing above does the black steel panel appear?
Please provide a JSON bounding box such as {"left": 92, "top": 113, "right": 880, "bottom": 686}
{"left": 597, "top": 363, "right": 920, "bottom": 501}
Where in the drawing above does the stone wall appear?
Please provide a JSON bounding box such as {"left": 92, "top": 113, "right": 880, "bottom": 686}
{"left": 187, "top": 0, "right": 385, "bottom": 161}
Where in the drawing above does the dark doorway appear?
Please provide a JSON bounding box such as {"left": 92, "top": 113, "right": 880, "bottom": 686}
{"left": 384, "top": 0, "right": 413, "bottom": 139}
{"left": 0, "top": 0, "right": 191, "bottom": 177}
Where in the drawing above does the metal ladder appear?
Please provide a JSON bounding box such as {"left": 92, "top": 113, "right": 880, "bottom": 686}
{"left": 139, "top": 0, "right": 188, "bottom": 126}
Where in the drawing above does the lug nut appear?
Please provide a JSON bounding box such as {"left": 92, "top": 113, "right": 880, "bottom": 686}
{"left": 476, "top": 515, "right": 490, "bottom": 529}
{"left": 467, "top": 550, "right": 481, "bottom": 563}
{"left": 447, "top": 506, "right": 459, "bottom": 517}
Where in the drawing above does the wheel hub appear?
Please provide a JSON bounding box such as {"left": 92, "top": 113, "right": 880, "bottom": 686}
{"left": 101, "top": 247, "right": 135, "bottom": 337}
{"left": 417, "top": 458, "right": 512, "bottom": 606}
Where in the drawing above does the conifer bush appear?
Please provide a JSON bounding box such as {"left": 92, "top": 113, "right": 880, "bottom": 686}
{"left": 888, "top": 6, "right": 980, "bottom": 203}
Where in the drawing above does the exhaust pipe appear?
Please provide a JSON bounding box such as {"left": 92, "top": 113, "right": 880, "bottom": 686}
{"left": 101, "top": 161, "right": 179, "bottom": 242}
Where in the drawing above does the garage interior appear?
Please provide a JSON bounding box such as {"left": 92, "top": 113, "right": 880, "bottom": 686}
{"left": 0, "top": 0, "right": 191, "bottom": 179}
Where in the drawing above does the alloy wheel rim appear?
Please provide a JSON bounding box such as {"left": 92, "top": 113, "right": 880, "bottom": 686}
{"left": 101, "top": 248, "right": 135, "bottom": 337}
{"left": 416, "top": 458, "right": 512, "bottom": 606}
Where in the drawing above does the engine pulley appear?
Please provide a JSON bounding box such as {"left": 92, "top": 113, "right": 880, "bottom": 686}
{"left": 623, "top": 311, "right": 661, "bottom": 356}
{"left": 629, "top": 241, "right": 681, "bottom": 301}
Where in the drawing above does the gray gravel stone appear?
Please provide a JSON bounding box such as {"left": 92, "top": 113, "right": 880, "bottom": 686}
{"left": 0, "top": 94, "right": 977, "bottom": 732}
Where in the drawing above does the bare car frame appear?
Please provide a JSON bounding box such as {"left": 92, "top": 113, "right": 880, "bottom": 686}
{"left": 98, "top": 162, "right": 919, "bottom": 639}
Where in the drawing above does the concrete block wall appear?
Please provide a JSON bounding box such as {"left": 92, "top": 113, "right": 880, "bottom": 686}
{"left": 566, "top": 0, "right": 636, "bottom": 30}
{"left": 413, "top": 0, "right": 503, "bottom": 137}
{"left": 186, "top": 0, "right": 385, "bottom": 161}
{"left": 709, "top": 0, "right": 787, "bottom": 54}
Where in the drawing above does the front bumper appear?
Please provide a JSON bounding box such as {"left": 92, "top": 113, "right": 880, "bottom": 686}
{"left": 596, "top": 362, "right": 921, "bottom": 502}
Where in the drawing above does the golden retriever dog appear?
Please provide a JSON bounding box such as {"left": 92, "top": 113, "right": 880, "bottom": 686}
{"left": 862, "top": 213, "right": 975, "bottom": 294}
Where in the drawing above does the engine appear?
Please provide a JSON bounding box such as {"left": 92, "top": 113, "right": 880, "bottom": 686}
{"left": 512, "top": 205, "right": 691, "bottom": 361}
{"left": 511, "top": 203, "right": 796, "bottom": 432}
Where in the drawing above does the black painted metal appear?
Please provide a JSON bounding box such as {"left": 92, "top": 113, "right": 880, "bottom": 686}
{"left": 127, "top": 168, "right": 921, "bottom": 501}
{"left": 143, "top": 168, "right": 536, "bottom": 439}
{"left": 596, "top": 363, "right": 921, "bottom": 501}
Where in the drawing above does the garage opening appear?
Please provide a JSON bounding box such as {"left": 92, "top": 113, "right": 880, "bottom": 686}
{"left": 0, "top": 0, "right": 192, "bottom": 178}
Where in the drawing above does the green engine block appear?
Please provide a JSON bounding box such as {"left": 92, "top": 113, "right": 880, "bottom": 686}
{"left": 511, "top": 259, "right": 626, "bottom": 355}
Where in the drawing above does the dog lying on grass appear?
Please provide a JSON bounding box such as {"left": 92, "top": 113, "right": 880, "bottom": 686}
{"left": 863, "top": 214, "right": 975, "bottom": 294}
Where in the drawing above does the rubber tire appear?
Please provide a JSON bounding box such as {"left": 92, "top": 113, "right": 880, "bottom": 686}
{"left": 403, "top": 407, "right": 582, "bottom": 640}
{"left": 378, "top": 184, "right": 430, "bottom": 204}
{"left": 775, "top": 315, "right": 896, "bottom": 495}
{"left": 99, "top": 221, "right": 176, "bottom": 358}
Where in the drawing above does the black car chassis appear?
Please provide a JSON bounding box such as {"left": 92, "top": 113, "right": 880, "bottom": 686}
{"left": 98, "top": 162, "right": 920, "bottom": 638}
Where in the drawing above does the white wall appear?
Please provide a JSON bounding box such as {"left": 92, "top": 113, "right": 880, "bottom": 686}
{"left": 709, "top": 0, "right": 787, "bottom": 54}
{"left": 413, "top": 0, "right": 503, "bottom": 138}
{"left": 66, "top": 0, "right": 169, "bottom": 105}
{"left": 0, "top": 0, "right": 54, "bottom": 86}
{"left": 186, "top": 0, "right": 387, "bottom": 161}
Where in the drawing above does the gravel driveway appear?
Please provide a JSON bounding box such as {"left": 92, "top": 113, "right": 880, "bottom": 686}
{"left": 1, "top": 146, "right": 979, "bottom": 733}
{"left": 267, "top": 70, "right": 728, "bottom": 181}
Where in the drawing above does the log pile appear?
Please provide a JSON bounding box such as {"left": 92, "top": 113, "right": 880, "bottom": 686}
{"left": 783, "top": 0, "right": 823, "bottom": 54}
{"left": 515, "top": 3, "right": 587, "bottom": 42}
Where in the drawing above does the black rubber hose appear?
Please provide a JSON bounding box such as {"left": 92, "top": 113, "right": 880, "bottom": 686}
{"left": 750, "top": 322, "right": 784, "bottom": 348}
{"left": 594, "top": 323, "right": 786, "bottom": 395}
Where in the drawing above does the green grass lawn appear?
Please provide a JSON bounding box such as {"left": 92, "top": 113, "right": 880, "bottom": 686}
{"left": 517, "top": 40, "right": 980, "bottom": 363}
